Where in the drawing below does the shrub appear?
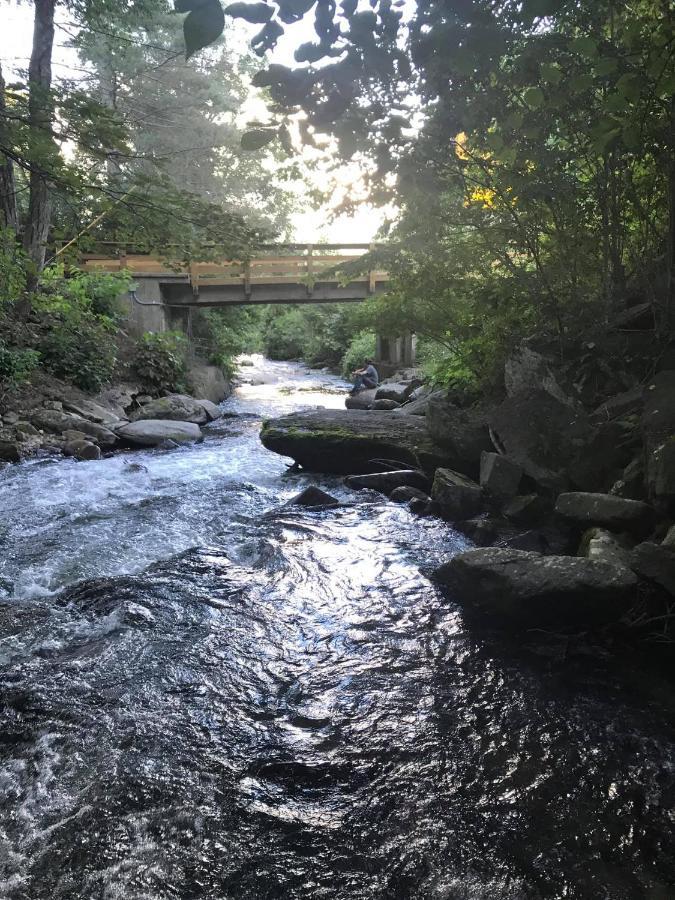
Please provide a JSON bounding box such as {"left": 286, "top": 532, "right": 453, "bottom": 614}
{"left": 341, "top": 331, "right": 376, "bottom": 378}
{"left": 132, "top": 331, "right": 187, "bottom": 393}
{"left": 38, "top": 307, "right": 117, "bottom": 392}
{"left": 0, "top": 344, "right": 40, "bottom": 385}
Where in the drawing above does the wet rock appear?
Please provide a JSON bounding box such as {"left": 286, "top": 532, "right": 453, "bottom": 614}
{"left": 286, "top": 486, "right": 340, "bottom": 508}
{"left": 498, "top": 526, "right": 575, "bottom": 556}
{"left": 431, "top": 468, "right": 482, "bottom": 521}
{"left": 373, "top": 399, "right": 401, "bottom": 411}
{"left": 345, "top": 389, "right": 376, "bottom": 410}
{"left": 2, "top": 412, "right": 19, "bottom": 425}
{"left": 389, "top": 486, "right": 429, "bottom": 503}
{"left": 434, "top": 548, "right": 637, "bottom": 627}
{"left": 555, "top": 492, "right": 655, "bottom": 535}
{"left": 136, "top": 394, "right": 153, "bottom": 405}
{"left": 124, "top": 462, "right": 148, "bottom": 474}
{"left": 579, "top": 527, "right": 632, "bottom": 568}
{"left": 345, "top": 469, "right": 431, "bottom": 494}
{"left": 663, "top": 525, "right": 675, "bottom": 548}
{"left": 157, "top": 438, "right": 181, "bottom": 451}
{"left": 0, "top": 440, "right": 21, "bottom": 462}
{"left": 130, "top": 394, "right": 209, "bottom": 426}
{"left": 480, "top": 452, "right": 523, "bottom": 502}
{"left": 42, "top": 400, "right": 62, "bottom": 411}
{"left": 409, "top": 497, "right": 431, "bottom": 515}
{"left": 630, "top": 542, "right": 675, "bottom": 596}
{"left": 426, "top": 395, "right": 494, "bottom": 479}
{"left": 197, "top": 399, "right": 223, "bottom": 422}
{"left": 502, "top": 494, "right": 552, "bottom": 526}
{"left": 260, "top": 409, "right": 448, "bottom": 475}
{"left": 115, "top": 420, "right": 202, "bottom": 447}
{"left": 64, "top": 440, "right": 102, "bottom": 461}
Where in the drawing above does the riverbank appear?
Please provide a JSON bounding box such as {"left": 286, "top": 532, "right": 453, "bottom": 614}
{"left": 0, "top": 361, "right": 231, "bottom": 463}
{"left": 260, "top": 340, "right": 675, "bottom": 648}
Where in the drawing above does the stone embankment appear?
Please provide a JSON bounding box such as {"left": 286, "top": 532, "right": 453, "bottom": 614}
{"left": 0, "top": 365, "right": 229, "bottom": 462}
{"left": 261, "top": 349, "right": 675, "bottom": 633}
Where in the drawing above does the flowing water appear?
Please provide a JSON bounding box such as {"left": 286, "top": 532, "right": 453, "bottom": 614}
{"left": 0, "top": 357, "right": 674, "bottom": 899}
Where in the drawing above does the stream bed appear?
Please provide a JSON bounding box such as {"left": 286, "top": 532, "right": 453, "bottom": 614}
{"left": 0, "top": 357, "right": 673, "bottom": 899}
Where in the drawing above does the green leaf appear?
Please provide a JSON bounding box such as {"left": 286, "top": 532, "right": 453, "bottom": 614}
{"left": 240, "top": 128, "right": 278, "bottom": 151}
{"left": 504, "top": 110, "right": 524, "bottom": 130}
{"left": 616, "top": 72, "right": 642, "bottom": 102}
{"left": 486, "top": 131, "right": 504, "bottom": 151}
{"left": 541, "top": 63, "right": 562, "bottom": 85}
{"left": 622, "top": 124, "right": 641, "bottom": 150}
{"left": 569, "top": 73, "right": 594, "bottom": 93}
{"left": 570, "top": 36, "right": 598, "bottom": 58}
{"left": 224, "top": 1, "right": 273, "bottom": 23}
{"left": 594, "top": 57, "right": 618, "bottom": 77}
{"left": 522, "top": 0, "right": 564, "bottom": 21}
{"left": 605, "top": 92, "right": 629, "bottom": 114}
{"left": 181, "top": 0, "right": 225, "bottom": 59}
{"left": 523, "top": 86, "right": 545, "bottom": 109}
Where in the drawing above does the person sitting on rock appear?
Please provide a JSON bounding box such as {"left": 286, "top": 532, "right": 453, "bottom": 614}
{"left": 350, "top": 358, "right": 379, "bottom": 394}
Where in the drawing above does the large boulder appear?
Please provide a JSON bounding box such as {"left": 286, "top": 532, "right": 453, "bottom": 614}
{"left": 490, "top": 390, "right": 637, "bottom": 493}
{"left": 555, "top": 492, "right": 655, "bottom": 535}
{"left": 480, "top": 452, "right": 523, "bottom": 502}
{"left": 61, "top": 398, "right": 121, "bottom": 427}
{"left": 390, "top": 486, "right": 429, "bottom": 503}
{"left": 431, "top": 467, "right": 482, "bottom": 521}
{"left": 130, "top": 394, "right": 209, "bottom": 425}
{"left": 187, "top": 364, "right": 231, "bottom": 404}
{"left": 434, "top": 548, "right": 637, "bottom": 627}
{"left": 345, "top": 469, "right": 431, "bottom": 494}
{"left": 396, "top": 388, "right": 443, "bottom": 417}
{"left": 375, "top": 382, "right": 417, "bottom": 404}
{"left": 345, "top": 389, "right": 376, "bottom": 410}
{"left": 642, "top": 371, "right": 675, "bottom": 511}
{"left": 196, "top": 399, "right": 223, "bottom": 422}
{"left": 373, "top": 399, "right": 401, "bottom": 411}
{"left": 31, "top": 409, "right": 118, "bottom": 449}
{"left": 504, "top": 344, "right": 571, "bottom": 405}
{"left": 64, "top": 439, "right": 102, "bottom": 461}
{"left": 630, "top": 542, "right": 675, "bottom": 596}
{"left": 115, "top": 420, "right": 202, "bottom": 447}
{"left": 591, "top": 386, "right": 643, "bottom": 423}
{"left": 260, "top": 409, "right": 448, "bottom": 475}
{"left": 425, "top": 394, "right": 493, "bottom": 479}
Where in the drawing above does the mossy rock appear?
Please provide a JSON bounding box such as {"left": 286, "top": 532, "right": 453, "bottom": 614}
{"left": 260, "top": 409, "right": 448, "bottom": 474}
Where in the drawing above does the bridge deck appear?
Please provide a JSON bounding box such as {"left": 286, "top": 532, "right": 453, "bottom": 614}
{"left": 79, "top": 243, "right": 389, "bottom": 304}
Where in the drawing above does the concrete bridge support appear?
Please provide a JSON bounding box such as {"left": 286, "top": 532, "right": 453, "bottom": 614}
{"left": 375, "top": 332, "right": 416, "bottom": 377}
{"left": 121, "top": 279, "right": 169, "bottom": 337}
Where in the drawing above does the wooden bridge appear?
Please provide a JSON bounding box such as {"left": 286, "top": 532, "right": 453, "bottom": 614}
{"left": 80, "top": 243, "right": 390, "bottom": 306}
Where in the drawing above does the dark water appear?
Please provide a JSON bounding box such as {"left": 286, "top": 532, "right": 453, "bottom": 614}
{"left": 0, "top": 358, "right": 673, "bottom": 899}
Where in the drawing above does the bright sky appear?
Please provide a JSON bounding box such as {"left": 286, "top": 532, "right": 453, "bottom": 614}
{"left": 0, "top": 1, "right": 393, "bottom": 242}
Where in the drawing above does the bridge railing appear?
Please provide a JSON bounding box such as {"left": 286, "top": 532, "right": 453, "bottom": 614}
{"left": 77, "top": 242, "right": 389, "bottom": 296}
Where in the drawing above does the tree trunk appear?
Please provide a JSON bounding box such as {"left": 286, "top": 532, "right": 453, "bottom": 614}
{"left": 0, "top": 60, "right": 18, "bottom": 231}
{"left": 22, "top": 0, "right": 56, "bottom": 275}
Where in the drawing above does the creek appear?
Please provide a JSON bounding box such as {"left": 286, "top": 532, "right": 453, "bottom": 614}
{"left": 0, "top": 357, "right": 673, "bottom": 899}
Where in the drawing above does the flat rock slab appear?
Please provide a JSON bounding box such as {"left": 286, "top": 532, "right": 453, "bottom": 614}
{"left": 260, "top": 409, "right": 448, "bottom": 475}
{"left": 345, "top": 389, "right": 376, "bottom": 410}
{"left": 345, "top": 469, "right": 431, "bottom": 494}
{"left": 116, "top": 420, "right": 202, "bottom": 447}
{"left": 555, "top": 492, "right": 654, "bottom": 535}
{"left": 435, "top": 548, "right": 637, "bottom": 627}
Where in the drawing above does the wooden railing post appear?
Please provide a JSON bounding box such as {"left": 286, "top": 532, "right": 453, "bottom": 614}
{"left": 368, "top": 242, "right": 376, "bottom": 294}
{"left": 243, "top": 259, "right": 251, "bottom": 298}
{"left": 306, "top": 244, "right": 314, "bottom": 297}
